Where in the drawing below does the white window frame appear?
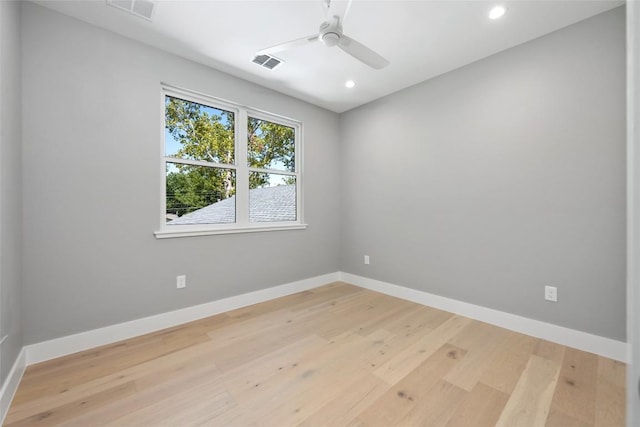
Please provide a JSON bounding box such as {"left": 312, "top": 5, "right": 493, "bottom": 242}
{"left": 155, "top": 84, "right": 306, "bottom": 239}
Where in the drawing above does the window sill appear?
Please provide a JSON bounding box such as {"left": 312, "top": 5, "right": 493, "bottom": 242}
{"left": 154, "top": 223, "right": 308, "bottom": 239}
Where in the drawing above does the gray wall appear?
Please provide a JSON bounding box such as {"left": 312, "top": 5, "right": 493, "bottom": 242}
{"left": 20, "top": 2, "right": 341, "bottom": 344}
{"left": 0, "top": 0, "right": 23, "bottom": 383}
{"left": 340, "top": 8, "right": 626, "bottom": 341}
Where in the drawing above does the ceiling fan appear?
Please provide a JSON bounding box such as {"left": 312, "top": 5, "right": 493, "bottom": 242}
{"left": 257, "top": 0, "right": 389, "bottom": 70}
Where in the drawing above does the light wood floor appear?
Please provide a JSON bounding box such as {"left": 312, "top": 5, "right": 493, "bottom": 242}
{"left": 5, "top": 282, "right": 626, "bottom": 426}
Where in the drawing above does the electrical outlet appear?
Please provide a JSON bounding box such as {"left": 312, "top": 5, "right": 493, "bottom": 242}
{"left": 364, "top": 255, "right": 370, "bottom": 265}
{"left": 544, "top": 285, "right": 557, "bottom": 302}
{"left": 176, "top": 275, "right": 186, "bottom": 289}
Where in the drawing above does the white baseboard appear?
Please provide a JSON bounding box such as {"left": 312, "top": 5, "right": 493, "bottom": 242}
{"left": 0, "top": 347, "right": 26, "bottom": 425}
{"left": 26, "top": 272, "right": 340, "bottom": 365}
{"left": 22, "top": 270, "right": 628, "bottom": 368}
{"left": 339, "top": 272, "right": 628, "bottom": 362}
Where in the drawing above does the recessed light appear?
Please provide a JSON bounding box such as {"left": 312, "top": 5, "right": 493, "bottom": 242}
{"left": 345, "top": 80, "right": 355, "bottom": 88}
{"left": 489, "top": 5, "right": 506, "bottom": 20}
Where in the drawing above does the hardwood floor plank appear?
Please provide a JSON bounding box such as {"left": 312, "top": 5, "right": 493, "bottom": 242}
{"left": 13, "top": 322, "right": 216, "bottom": 405}
{"left": 598, "top": 356, "right": 626, "bottom": 388}
{"left": 351, "top": 300, "right": 416, "bottom": 337}
{"left": 226, "top": 282, "right": 360, "bottom": 319}
{"left": 5, "top": 381, "right": 138, "bottom": 427}
{"left": 299, "top": 374, "right": 389, "bottom": 427}
{"left": 104, "top": 378, "right": 231, "bottom": 426}
{"left": 373, "top": 315, "right": 471, "bottom": 385}
{"left": 310, "top": 293, "right": 403, "bottom": 340}
{"left": 42, "top": 349, "right": 225, "bottom": 426}
{"left": 5, "top": 339, "right": 223, "bottom": 423}
{"left": 382, "top": 305, "right": 453, "bottom": 338}
{"left": 257, "top": 331, "right": 397, "bottom": 425}
{"left": 545, "top": 410, "right": 593, "bottom": 427}
{"left": 534, "top": 339, "right": 566, "bottom": 364}
{"left": 217, "top": 334, "right": 328, "bottom": 398}
{"left": 209, "top": 331, "right": 385, "bottom": 426}
{"left": 399, "top": 380, "right": 467, "bottom": 426}
{"left": 494, "top": 354, "right": 561, "bottom": 427}
{"left": 358, "top": 344, "right": 467, "bottom": 426}
{"left": 443, "top": 321, "right": 512, "bottom": 391}
{"left": 551, "top": 347, "right": 598, "bottom": 424}
{"left": 595, "top": 357, "right": 626, "bottom": 427}
{"left": 445, "top": 382, "right": 509, "bottom": 427}
{"left": 479, "top": 332, "right": 538, "bottom": 394}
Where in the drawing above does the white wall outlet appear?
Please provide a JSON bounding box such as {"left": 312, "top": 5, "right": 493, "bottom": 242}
{"left": 176, "top": 275, "right": 186, "bottom": 289}
{"left": 364, "top": 255, "right": 370, "bottom": 265}
{"left": 544, "top": 285, "right": 557, "bottom": 302}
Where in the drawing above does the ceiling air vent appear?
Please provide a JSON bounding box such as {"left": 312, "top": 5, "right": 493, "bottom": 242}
{"left": 252, "top": 54, "right": 283, "bottom": 70}
{"left": 107, "top": 0, "right": 156, "bottom": 21}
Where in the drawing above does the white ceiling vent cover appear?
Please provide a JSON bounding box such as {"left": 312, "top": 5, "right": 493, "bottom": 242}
{"left": 107, "top": 0, "right": 156, "bottom": 21}
{"left": 252, "top": 54, "right": 283, "bottom": 70}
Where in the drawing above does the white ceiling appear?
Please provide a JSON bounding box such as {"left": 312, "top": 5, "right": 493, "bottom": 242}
{"left": 34, "top": 0, "right": 623, "bottom": 113}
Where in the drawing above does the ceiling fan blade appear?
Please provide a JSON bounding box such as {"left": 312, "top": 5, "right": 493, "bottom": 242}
{"left": 257, "top": 35, "right": 319, "bottom": 56}
{"left": 338, "top": 34, "right": 389, "bottom": 69}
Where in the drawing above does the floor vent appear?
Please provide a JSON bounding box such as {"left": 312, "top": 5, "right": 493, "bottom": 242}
{"left": 107, "top": 0, "right": 156, "bottom": 21}
{"left": 252, "top": 54, "right": 283, "bottom": 70}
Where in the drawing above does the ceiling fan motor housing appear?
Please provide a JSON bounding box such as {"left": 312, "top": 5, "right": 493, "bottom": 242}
{"left": 319, "top": 17, "right": 342, "bottom": 46}
{"left": 322, "top": 32, "right": 340, "bottom": 46}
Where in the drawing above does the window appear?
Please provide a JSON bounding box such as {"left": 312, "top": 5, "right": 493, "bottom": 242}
{"left": 156, "top": 85, "right": 304, "bottom": 238}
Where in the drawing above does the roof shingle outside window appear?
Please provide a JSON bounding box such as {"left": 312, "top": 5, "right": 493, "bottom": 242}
{"left": 168, "top": 185, "right": 296, "bottom": 225}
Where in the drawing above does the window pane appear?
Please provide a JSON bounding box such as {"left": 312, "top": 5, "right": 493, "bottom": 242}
{"left": 247, "top": 117, "right": 295, "bottom": 172}
{"left": 249, "top": 172, "right": 296, "bottom": 223}
{"left": 166, "top": 163, "right": 236, "bottom": 225}
{"left": 165, "top": 95, "right": 235, "bottom": 165}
